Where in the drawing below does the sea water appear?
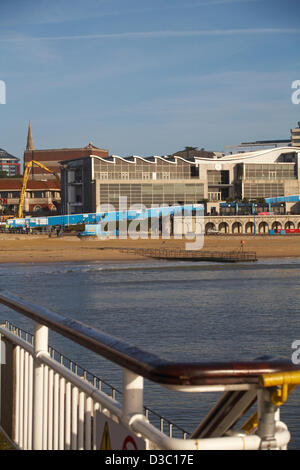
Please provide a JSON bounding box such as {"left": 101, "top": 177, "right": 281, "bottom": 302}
{"left": 0, "top": 259, "right": 300, "bottom": 448}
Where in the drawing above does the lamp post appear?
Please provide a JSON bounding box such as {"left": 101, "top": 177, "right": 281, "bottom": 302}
{"left": 253, "top": 203, "right": 257, "bottom": 236}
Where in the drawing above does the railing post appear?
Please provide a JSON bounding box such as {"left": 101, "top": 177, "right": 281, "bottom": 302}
{"left": 122, "top": 369, "right": 144, "bottom": 425}
{"left": 257, "top": 388, "right": 278, "bottom": 450}
{"left": 33, "top": 323, "right": 48, "bottom": 450}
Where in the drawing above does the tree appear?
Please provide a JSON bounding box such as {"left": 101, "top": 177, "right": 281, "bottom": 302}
{"left": 257, "top": 197, "right": 266, "bottom": 204}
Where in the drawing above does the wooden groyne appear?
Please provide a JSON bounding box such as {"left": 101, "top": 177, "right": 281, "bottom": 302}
{"left": 119, "top": 248, "right": 257, "bottom": 263}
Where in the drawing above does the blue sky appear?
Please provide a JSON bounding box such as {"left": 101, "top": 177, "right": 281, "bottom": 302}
{"left": 0, "top": 0, "right": 300, "bottom": 162}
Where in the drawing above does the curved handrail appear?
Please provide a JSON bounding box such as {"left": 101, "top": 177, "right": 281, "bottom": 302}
{"left": 0, "top": 290, "right": 297, "bottom": 386}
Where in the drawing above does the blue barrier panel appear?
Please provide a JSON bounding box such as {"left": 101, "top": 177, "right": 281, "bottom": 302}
{"left": 6, "top": 204, "right": 203, "bottom": 229}
{"left": 265, "top": 195, "right": 300, "bottom": 204}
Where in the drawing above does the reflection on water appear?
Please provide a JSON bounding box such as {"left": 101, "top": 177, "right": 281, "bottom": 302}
{"left": 0, "top": 258, "right": 300, "bottom": 448}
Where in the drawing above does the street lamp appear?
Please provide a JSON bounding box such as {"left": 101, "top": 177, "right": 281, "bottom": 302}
{"left": 253, "top": 203, "right": 257, "bottom": 236}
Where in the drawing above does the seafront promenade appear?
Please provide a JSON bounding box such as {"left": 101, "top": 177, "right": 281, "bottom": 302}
{"left": 203, "top": 214, "right": 300, "bottom": 235}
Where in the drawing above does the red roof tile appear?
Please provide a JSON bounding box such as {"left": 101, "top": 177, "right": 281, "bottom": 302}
{"left": 0, "top": 179, "right": 60, "bottom": 190}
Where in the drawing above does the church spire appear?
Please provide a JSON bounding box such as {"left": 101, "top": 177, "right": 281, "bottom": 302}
{"left": 26, "top": 121, "right": 34, "bottom": 150}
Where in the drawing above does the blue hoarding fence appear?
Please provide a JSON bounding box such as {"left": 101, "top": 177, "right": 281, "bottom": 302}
{"left": 6, "top": 204, "right": 202, "bottom": 230}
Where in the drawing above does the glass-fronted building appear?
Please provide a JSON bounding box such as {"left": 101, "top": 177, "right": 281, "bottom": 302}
{"left": 60, "top": 155, "right": 206, "bottom": 214}
{"left": 0, "top": 148, "right": 21, "bottom": 176}
{"left": 60, "top": 146, "right": 300, "bottom": 216}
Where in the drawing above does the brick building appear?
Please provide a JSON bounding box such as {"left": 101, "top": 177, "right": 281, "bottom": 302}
{"left": 0, "top": 178, "right": 60, "bottom": 215}
{"left": 23, "top": 122, "right": 109, "bottom": 179}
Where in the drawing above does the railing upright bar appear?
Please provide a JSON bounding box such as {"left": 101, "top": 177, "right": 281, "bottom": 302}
{"left": 14, "top": 345, "right": 20, "bottom": 447}
{"left": 53, "top": 372, "right": 59, "bottom": 450}
{"left": 59, "top": 377, "right": 65, "bottom": 450}
{"left": 122, "top": 369, "right": 144, "bottom": 422}
{"left": 47, "top": 368, "right": 54, "bottom": 450}
{"left": 33, "top": 323, "right": 48, "bottom": 450}
{"left": 71, "top": 386, "right": 78, "bottom": 450}
{"left": 65, "top": 381, "right": 71, "bottom": 450}
{"left": 42, "top": 365, "right": 49, "bottom": 450}
{"left": 23, "top": 351, "right": 29, "bottom": 450}
{"left": 27, "top": 354, "right": 33, "bottom": 450}
{"left": 93, "top": 403, "right": 100, "bottom": 450}
{"left": 19, "top": 347, "right": 24, "bottom": 449}
{"left": 78, "top": 391, "right": 85, "bottom": 450}
{"left": 257, "top": 388, "right": 278, "bottom": 447}
{"left": 160, "top": 418, "right": 164, "bottom": 433}
{"left": 85, "top": 397, "right": 92, "bottom": 450}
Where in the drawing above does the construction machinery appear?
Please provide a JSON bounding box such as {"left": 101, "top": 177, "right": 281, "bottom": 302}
{"left": 18, "top": 160, "right": 59, "bottom": 218}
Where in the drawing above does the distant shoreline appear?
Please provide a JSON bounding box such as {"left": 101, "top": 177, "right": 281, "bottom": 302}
{"left": 0, "top": 233, "right": 299, "bottom": 264}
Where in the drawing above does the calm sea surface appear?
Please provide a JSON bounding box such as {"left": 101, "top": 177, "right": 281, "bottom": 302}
{"left": 1, "top": 258, "right": 300, "bottom": 448}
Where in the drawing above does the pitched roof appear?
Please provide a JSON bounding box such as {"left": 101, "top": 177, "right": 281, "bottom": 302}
{"left": 24, "top": 143, "right": 108, "bottom": 153}
{"left": 169, "top": 148, "right": 215, "bottom": 159}
{"left": 0, "top": 148, "right": 20, "bottom": 161}
{"left": 0, "top": 179, "right": 60, "bottom": 190}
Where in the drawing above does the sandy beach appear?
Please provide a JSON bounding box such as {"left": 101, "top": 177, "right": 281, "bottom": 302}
{"left": 0, "top": 233, "right": 299, "bottom": 264}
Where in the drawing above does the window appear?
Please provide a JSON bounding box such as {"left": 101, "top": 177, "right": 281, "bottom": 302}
{"left": 208, "top": 171, "right": 221, "bottom": 185}
{"left": 221, "top": 171, "right": 229, "bottom": 184}
{"left": 244, "top": 163, "right": 296, "bottom": 180}
{"left": 33, "top": 191, "right": 44, "bottom": 198}
{"left": 208, "top": 192, "right": 221, "bottom": 202}
{"left": 243, "top": 183, "right": 284, "bottom": 198}
{"left": 190, "top": 165, "right": 199, "bottom": 177}
{"left": 74, "top": 168, "right": 82, "bottom": 183}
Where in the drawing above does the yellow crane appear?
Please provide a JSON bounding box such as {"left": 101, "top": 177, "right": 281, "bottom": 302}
{"left": 18, "top": 160, "right": 58, "bottom": 218}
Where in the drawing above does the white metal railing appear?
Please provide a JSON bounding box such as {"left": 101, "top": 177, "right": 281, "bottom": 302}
{"left": 1, "top": 321, "right": 187, "bottom": 450}
{"left": 0, "top": 322, "right": 121, "bottom": 450}
{"left": 0, "top": 290, "right": 299, "bottom": 450}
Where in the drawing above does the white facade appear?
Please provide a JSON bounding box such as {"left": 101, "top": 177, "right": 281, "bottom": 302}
{"left": 193, "top": 146, "right": 300, "bottom": 203}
